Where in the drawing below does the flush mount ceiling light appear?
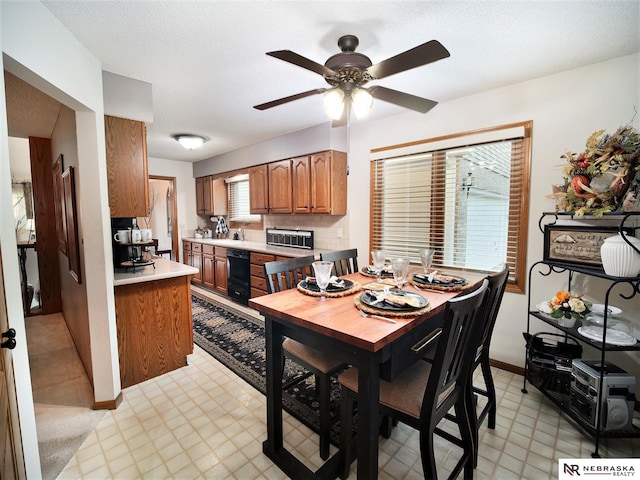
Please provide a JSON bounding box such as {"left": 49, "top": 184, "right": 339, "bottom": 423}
{"left": 173, "top": 134, "right": 207, "bottom": 150}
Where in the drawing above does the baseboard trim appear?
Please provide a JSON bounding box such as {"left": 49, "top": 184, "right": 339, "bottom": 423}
{"left": 93, "top": 391, "right": 123, "bottom": 410}
{"left": 490, "top": 358, "right": 525, "bottom": 376}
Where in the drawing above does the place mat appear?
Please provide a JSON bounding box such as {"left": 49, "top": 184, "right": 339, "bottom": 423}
{"left": 360, "top": 266, "right": 394, "bottom": 278}
{"left": 354, "top": 293, "right": 430, "bottom": 318}
{"left": 361, "top": 280, "right": 397, "bottom": 289}
{"left": 297, "top": 280, "right": 361, "bottom": 298}
{"left": 411, "top": 273, "right": 470, "bottom": 292}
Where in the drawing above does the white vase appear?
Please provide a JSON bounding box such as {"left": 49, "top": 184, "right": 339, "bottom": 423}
{"left": 600, "top": 233, "right": 640, "bottom": 277}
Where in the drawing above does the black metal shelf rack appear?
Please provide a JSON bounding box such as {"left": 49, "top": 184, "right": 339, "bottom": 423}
{"left": 522, "top": 212, "right": 640, "bottom": 457}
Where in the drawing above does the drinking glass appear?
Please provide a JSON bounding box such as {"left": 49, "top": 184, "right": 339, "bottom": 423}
{"left": 312, "top": 261, "right": 334, "bottom": 301}
{"left": 419, "top": 249, "right": 435, "bottom": 274}
{"left": 371, "top": 250, "right": 386, "bottom": 282}
{"left": 391, "top": 257, "right": 409, "bottom": 290}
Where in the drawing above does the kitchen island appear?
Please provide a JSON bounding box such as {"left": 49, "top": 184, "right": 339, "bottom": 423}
{"left": 114, "top": 257, "right": 198, "bottom": 388}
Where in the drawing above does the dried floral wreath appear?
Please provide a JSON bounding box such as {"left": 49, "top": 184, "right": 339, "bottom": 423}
{"left": 551, "top": 125, "right": 640, "bottom": 217}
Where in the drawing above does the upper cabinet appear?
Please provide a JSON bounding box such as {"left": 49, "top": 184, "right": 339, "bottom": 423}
{"left": 292, "top": 150, "right": 348, "bottom": 215}
{"left": 105, "top": 115, "right": 149, "bottom": 218}
{"left": 249, "top": 160, "right": 293, "bottom": 214}
{"left": 196, "top": 176, "right": 227, "bottom": 216}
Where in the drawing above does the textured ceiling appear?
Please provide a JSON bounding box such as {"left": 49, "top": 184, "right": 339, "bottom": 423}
{"left": 9, "top": 1, "right": 640, "bottom": 163}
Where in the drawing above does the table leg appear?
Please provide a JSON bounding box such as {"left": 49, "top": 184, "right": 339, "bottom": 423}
{"left": 263, "top": 316, "right": 284, "bottom": 453}
{"left": 357, "top": 356, "right": 380, "bottom": 480}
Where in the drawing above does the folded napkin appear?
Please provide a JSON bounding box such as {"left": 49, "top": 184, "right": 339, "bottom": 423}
{"left": 305, "top": 276, "right": 345, "bottom": 287}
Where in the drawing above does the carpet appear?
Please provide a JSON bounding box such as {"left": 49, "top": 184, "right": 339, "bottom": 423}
{"left": 191, "top": 292, "right": 346, "bottom": 443}
{"left": 26, "top": 313, "right": 106, "bottom": 480}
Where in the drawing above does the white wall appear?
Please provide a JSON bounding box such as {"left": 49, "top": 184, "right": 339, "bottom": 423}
{"left": 348, "top": 53, "right": 640, "bottom": 371}
{"left": 2, "top": 3, "right": 121, "bottom": 474}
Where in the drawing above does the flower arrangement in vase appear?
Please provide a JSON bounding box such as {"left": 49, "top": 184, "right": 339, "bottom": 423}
{"left": 551, "top": 125, "right": 640, "bottom": 217}
{"left": 547, "top": 290, "right": 592, "bottom": 327}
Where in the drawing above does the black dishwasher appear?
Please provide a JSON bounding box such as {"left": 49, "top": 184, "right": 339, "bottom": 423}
{"left": 227, "top": 249, "right": 250, "bottom": 304}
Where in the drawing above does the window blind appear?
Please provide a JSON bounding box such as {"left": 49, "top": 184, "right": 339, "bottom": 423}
{"left": 227, "top": 178, "right": 261, "bottom": 225}
{"left": 371, "top": 128, "right": 530, "bottom": 291}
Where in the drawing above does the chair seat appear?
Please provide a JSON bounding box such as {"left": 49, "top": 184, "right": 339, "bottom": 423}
{"left": 283, "top": 338, "right": 344, "bottom": 373}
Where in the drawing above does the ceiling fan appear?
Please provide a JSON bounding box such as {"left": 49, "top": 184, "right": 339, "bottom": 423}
{"left": 254, "top": 34, "right": 450, "bottom": 121}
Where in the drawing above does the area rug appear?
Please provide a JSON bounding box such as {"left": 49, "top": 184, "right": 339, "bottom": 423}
{"left": 191, "top": 292, "right": 345, "bottom": 443}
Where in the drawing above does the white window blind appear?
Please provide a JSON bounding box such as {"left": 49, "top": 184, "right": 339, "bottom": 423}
{"left": 227, "top": 177, "right": 261, "bottom": 225}
{"left": 371, "top": 124, "right": 530, "bottom": 292}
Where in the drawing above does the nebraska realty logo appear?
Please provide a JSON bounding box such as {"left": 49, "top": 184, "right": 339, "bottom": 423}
{"left": 560, "top": 459, "right": 639, "bottom": 478}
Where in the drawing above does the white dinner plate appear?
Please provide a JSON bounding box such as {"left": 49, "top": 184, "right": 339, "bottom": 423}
{"left": 577, "top": 326, "right": 637, "bottom": 346}
{"left": 536, "top": 301, "right": 552, "bottom": 314}
{"left": 590, "top": 304, "right": 622, "bottom": 316}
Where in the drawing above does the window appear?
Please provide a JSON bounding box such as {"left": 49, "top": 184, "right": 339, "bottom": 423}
{"left": 371, "top": 121, "right": 531, "bottom": 293}
{"left": 226, "top": 174, "right": 262, "bottom": 227}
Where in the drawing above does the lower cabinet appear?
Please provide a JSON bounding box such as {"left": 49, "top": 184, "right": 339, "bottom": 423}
{"left": 114, "top": 275, "right": 194, "bottom": 388}
{"left": 250, "top": 252, "right": 293, "bottom": 297}
{"left": 202, "top": 245, "right": 215, "bottom": 289}
{"left": 185, "top": 240, "right": 294, "bottom": 300}
{"left": 214, "top": 247, "right": 227, "bottom": 295}
{"left": 250, "top": 252, "right": 275, "bottom": 297}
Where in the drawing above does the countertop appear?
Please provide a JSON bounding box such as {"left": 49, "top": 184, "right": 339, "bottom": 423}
{"left": 114, "top": 257, "right": 198, "bottom": 286}
{"left": 182, "top": 237, "right": 328, "bottom": 258}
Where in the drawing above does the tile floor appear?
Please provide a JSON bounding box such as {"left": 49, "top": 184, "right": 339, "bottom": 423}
{"left": 58, "top": 291, "right": 640, "bottom": 479}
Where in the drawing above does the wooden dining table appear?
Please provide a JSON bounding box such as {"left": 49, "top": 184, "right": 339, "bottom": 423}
{"left": 249, "top": 269, "right": 486, "bottom": 480}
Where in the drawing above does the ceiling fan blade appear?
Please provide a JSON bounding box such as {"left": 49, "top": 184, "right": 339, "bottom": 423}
{"left": 369, "top": 86, "right": 438, "bottom": 113}
{"left": 266, "top": 50, "right": 337, "bottom": 77}
{"left": 366, "top": 40, "right": 450, "bottom": 80}
{"left": 253, "top": 88, "right": 326, "bottom": 110}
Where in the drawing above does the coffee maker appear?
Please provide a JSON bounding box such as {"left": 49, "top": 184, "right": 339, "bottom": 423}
{"left": 112, "top": 218, "right": 153, "bottom": 270}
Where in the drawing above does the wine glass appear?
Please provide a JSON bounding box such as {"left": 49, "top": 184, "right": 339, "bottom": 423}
{"left": 312, "top": 261, "right": 334, "bottom": 301}
{"left": 371, "top": 250, "right": 386, "bottom": 282}
{"left": 419, "top": 249, "right": 435, "bottom": 274}
{"left": 391, "top": 257, "right": 409, "bottom": 290}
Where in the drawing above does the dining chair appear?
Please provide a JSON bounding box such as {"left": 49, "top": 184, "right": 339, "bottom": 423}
{"left": 320, "top": 248, "right": 359, "bottom": 276}
{"left": 468, "top": 264, "right": 509, "bottom": 465}
{"left": 264, "top": 255, "right": 347, "bottom": 460}
{"left": 338, "top": 279, "right": 489, "bottom": 480}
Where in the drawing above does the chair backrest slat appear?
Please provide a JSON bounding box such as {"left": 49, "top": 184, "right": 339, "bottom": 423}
{"left": 320, "top": 249, "right": 358, "bottom": 276}
{"left": 264, "top": 255, "right": 316, "bottom": 294}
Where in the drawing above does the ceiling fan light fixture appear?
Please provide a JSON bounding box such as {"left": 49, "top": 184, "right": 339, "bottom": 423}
{"left": 173, "top": 134, "right": 207, "bottom": 150}
{"left": 323, "top": 87, "right": 345, "bottom": 120}
{"left": 351, "top": 87, "right": 373, "bottom": 119}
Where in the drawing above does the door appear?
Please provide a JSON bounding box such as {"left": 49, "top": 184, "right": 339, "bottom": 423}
{"left": 268, "top": 160, "right": 292, "bottom": 214}
{"left": 146, "top": 176, "right": 179, "bottom": 261}
{"left": 291, "top": 156, "right": 311, "bottom": 214}
{"left": 310, "top": 151, "right": 332, "bottom": 214}
{"left": 0, "top": 250, "right": 27, "bottom": 479}
{"left": 249, "top": 165, "right": 269, "bottom": 214}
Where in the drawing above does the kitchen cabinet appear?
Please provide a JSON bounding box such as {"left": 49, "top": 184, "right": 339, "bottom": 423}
{"left": 292, "top": 150, "right": 348, "bottom": 215}
{"left": 114, "top": 275, "right": 193, "bottom": 388}
{"left": 196, "top": 176, "right": 227, "bottom": 216}
{"left": 523, "top": 212, "right": 640, "bottom": 457}
{"left": 251, "top": 151, "right": 347, "bottom": 216}
{"left": 250, "top": 252, "right": 293, "bottom": 298}
{"left": 214, "top": 246, "right": 228, "bottom": 295}
{"left": 202, "top": 244, "right": 215, "bottom": 289}
{"left": 183, "top": 241, "right": 202, "bottom": 284}
{"left": 249, "top": 160, "right": 292, "bottom": 214}
{"left": 105, "top": 115, "right": 149, "bottom": 218}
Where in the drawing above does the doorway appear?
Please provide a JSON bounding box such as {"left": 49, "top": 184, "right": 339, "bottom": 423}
{"left": 138, "top": 176, "right": 179, "bottom": 261}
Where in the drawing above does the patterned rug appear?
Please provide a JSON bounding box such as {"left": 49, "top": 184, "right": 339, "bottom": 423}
{"left": 191, "top": 291, "right": 345, "bottom": 443}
